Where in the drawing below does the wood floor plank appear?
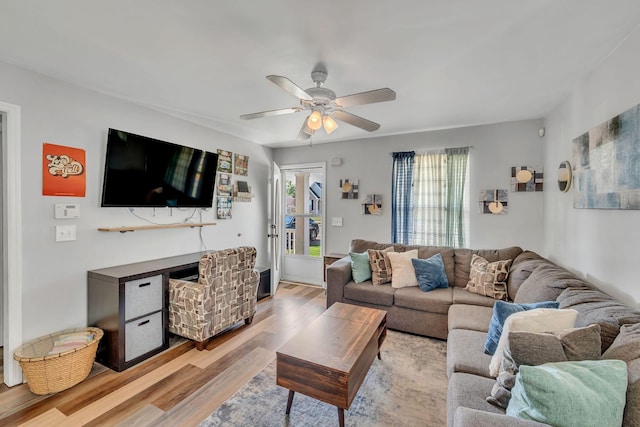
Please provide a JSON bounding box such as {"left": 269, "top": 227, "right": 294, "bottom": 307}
{"left": 151, "top": 347, "right": 274, "bottom": 427}
{"left": 114, "top": 404, "right": 165, "bottom": 427}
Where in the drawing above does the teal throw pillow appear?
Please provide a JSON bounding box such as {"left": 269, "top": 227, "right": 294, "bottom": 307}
{"left": 349, "top": 251, "right": 371, "bottom": 283}
{"left": 484, "top": 300, "right": 559, "bottom": 355}
{"left": 507, "top": 360, "right": 628, "bottom": 427}
{"left": 411, "top": 254, "right": 448, "bottom": 292}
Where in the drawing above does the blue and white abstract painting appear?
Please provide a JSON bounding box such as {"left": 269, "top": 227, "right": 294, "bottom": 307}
{"left": 573, "top": 103, "right": 640, "bottom": 209}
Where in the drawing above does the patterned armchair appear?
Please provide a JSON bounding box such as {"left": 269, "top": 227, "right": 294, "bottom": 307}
{"left": 168, "top": 246, "right": 260, "bottom": 350}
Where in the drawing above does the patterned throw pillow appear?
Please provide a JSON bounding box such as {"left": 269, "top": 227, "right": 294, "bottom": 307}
{"left": 367, "top": 246, "right": 395, "bottom": 286}
{"left": 465, "top": 254, "right": 512, "bottom": 300}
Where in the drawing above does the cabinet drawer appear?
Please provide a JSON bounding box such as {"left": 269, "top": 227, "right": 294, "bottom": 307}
{"left": 124, "top": 275, "right": 163, "bottom": 321}
{"left": 125, "top": 311, "right": 163, "bottom": 362}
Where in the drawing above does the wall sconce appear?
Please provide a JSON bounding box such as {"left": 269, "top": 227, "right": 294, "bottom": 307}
{"left": 558, "top": 160, "right": 572, "bottom": 192}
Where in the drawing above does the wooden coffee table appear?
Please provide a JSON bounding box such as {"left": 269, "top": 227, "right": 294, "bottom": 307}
{"left": 276, "top": 302, "right": 387, "bottom": 426}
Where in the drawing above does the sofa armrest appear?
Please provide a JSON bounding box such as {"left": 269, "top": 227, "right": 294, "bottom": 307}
{"left": 326, "top": 257, "right": 352, "bottom": 308}
{"left": 453, "top": 407, "right": 549, "bottom": 427}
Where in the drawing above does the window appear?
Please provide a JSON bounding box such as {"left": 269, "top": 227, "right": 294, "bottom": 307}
{"left": 392, "top": 148, "right": 469, "bottom": 247}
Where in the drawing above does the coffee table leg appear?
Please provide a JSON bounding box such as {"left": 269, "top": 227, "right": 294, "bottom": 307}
{"left": 286, "top": 390, "right": 295, "bottom": 414}
{"left": 338, "top": 407, "right": 345, "bottom": 427}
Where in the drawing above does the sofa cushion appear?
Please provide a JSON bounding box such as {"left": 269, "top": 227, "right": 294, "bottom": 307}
{"left": 507, "top": 360, "right": 628, "bottom": 427}
{"left": 448, "top": 304, "right": 494, "bottom": 333}
{"left": 484, "top": 300, "right": 560, "bottom": 355}
{"left": 488, "top": 325, "right": 602, "bottom": 409}
{"left": 489, "top": 308, "right": 578, "bottom": 377}
{"left": 394, "top": 286, "right": 452, "bottom": 314}
{"left": 412, "top": 253, "right": 448, "bottom": 291}
{"left": 349, "top": 251, "right": 371, "bottom": 283}
{"left": 452, "top": 287, "right": 497, "bottom": 307}
{"left": 507, "top": 251, "right": 546, "bottom": 301}
{"left": 602, "top": 323, "right": 640, "bottom": 427}
{"left": 367, "top": 246, "right": 395, "bottom": 286}
{"left": 447, "top": 329, "right": 493, "bottom": 378}
{"left": 448, "top": 372, "right": 505, "bottom": 427}
{"left": 557, "top": 285, "right": 640, "bottom": 352}
{"left": 453, "top": 246, "right": 522, "bottom": 288}
{"left": 343, "top": 281, "right": 394, "bottom": 306}
{"left": 403, "top": 244, "right": 456, "bottom": 286}
{"left": 465, "top": 255, "right": 512, "bottom": 301}
{"left": 513, "top": 263, "right": 589, "bottom": 304}
{"left": 387, "top": 250, "right": 419, "bottom": 288}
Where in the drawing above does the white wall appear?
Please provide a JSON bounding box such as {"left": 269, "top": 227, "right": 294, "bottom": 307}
{"left": 0, "top": 60, "right": 272, "bottom": 341}
{"left": 274, "top": 119, "right": 545, "bottom": 254}
{"left": 543, "top": 27, "right": 640, "bottom": 307}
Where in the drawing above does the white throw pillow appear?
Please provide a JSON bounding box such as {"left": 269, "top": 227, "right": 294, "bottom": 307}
{"left": 489, "top": 308, "right": 578, "bottom": 377}
{"left": 387, "top": 250, "right": 419, "bottom": 288}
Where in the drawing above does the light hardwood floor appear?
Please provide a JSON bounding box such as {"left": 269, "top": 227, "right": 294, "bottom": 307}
{"left": 0, "top": 283, "right": 326, "bottom": 426}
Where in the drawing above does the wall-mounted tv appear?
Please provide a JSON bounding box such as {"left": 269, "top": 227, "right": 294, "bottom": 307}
{"left": 101, "top": 128, "right": 218, "bottom": 208}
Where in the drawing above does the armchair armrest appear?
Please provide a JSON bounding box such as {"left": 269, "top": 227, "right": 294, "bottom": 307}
{"left": 453, "top": 407, "right": 549, "bottom": 427}
{"left": 168, "top": 278, "right": 212, "bottom": 342}
{"left": 326, "top": 256, "right": 352, "bottom": 308}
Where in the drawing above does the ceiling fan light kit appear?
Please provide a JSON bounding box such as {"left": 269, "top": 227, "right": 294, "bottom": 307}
{"left": 307, "top": 110, "right": 323, "bottom": 130}
{"left": 241, "top": 64, "right": 396, "bottom": 140}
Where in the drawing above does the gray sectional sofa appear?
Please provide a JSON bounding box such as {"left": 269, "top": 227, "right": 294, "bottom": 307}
{"left": 326, "top": 239, "right": 640, "bottom": 426}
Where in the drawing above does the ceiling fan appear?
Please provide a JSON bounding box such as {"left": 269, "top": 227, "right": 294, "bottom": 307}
{"left": 240, "top": 64, "right": 396, "bottom": 140}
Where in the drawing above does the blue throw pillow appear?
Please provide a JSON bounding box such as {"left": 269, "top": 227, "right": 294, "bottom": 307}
{"left": 349, "top": 251, "right": 372, "bottom": 283}
{"left": 484, "top": 300, "right": 559, "bottom": 355}
{"left": 412, "top": 254, "right": 448, "bottom": 292}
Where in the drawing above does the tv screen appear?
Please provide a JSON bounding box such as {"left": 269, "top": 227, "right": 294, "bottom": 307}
{"left": 101, "top": 129, "right": 218, "bottom": 208}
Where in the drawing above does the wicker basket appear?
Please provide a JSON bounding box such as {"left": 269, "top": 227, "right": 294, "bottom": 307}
{"left": 14, "top": 327, "right": 103, "bottom": 395}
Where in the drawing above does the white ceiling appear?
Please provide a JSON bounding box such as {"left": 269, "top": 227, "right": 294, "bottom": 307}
{"left": 1, "top": 1, "right": 639, "bottom": 147}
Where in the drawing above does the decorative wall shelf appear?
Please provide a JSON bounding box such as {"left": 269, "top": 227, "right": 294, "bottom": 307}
{"left": 98, "top": 222, "right": 216, "bottom": 233}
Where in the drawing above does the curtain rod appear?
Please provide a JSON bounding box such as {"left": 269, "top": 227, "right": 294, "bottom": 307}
{"left": 390, "top": 146, "right": 473, "bottom": 155}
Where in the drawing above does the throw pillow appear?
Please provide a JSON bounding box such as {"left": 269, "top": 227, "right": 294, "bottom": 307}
{"left": 387, "top": 250, "right": 419, "bottom": 288}
{"left": 484, "top": 300, "right": 560, "bottom": 355}
{"left": 506, "top": 360, "right": 628, "bottom": 427}
{"left": 411, "top": 253, "right": 448, "bottom": 292}
{"left": 349, "top": 251, "right": 372, "bottom": 283}
{"left": 486, "top": 371, "right": 516, "bottom": 409}
{"left": 487, "top": 324, "right": 602, "bottom": 409}
{"left": 465, "top": 254, "right": 512, "bottom": 301}
{"left": 489, "top": 308, "right": 578, "bottom": 377}
{"left": 367, "top": 246, "right": 395, "bottom": 286}
{"left": 505, "top": 324, "right": 602, "bottom": 371}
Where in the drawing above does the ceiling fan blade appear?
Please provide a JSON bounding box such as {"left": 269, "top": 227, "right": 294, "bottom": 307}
{"left": 333, "top": 110, "right": 381, "bottom": 132}
{"left": 240, "top": 107, "right": 302, "bottom": 120}
{"left": 334, "top": 88, "right": 396, "bottom": 108}
{"left": 266, "top": 75, "right": 314, "bottom": 101}
{"left": 297, "top": 119, "right": 313, "bottom": 140}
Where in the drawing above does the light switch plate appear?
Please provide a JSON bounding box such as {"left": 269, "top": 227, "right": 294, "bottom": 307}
{"left": 331, "top": 217, "right": 343, "bottom": 226}
{"left": 56, "top": 225, "right": 77, "bottom": 242}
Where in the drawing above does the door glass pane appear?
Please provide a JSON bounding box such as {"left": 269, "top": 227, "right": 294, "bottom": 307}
{"left": 284, "top": 170, "right": 322, "bottom": 257}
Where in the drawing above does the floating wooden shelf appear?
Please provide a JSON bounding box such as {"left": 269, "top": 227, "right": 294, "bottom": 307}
{"left": 98, "top": 222, "right": 216, "bottom": 233}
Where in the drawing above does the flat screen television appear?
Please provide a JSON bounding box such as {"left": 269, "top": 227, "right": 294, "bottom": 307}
{"left": 101, "top": 128, "right": 218, "bottom": 208}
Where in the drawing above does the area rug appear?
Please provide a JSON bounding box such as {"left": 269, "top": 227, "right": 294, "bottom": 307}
{"left": 199, "top": 330, "right": 448, "bottom": 426}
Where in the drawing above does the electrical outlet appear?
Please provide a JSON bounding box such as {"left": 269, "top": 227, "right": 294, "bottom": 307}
{"left": 331, "top": 217, "right": 343, "bottom": 226}
{"left": 55, "top": 225, "right": 77, "bottom": 242}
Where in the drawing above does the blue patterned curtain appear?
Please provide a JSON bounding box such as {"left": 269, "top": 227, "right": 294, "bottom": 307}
{"left": 391, "top": 151, "right": 415, "bottom": 244}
